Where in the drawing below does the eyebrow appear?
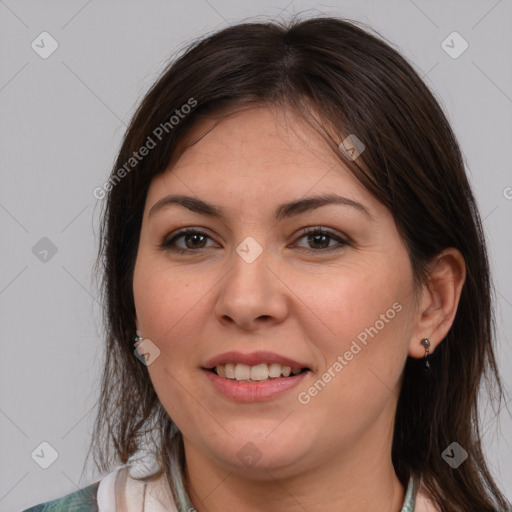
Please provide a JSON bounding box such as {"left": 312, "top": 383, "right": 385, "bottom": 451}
{"left": 148, "top": 193, "right": 374, "bottom": 222}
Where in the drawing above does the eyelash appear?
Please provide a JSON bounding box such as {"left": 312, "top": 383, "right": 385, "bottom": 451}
{"left": 160, "top": 227, "right": 350, "bottom": 254}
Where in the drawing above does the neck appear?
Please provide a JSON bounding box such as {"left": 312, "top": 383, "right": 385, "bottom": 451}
{"left": 181, "top": 424, "right": 405, "bottom": 512}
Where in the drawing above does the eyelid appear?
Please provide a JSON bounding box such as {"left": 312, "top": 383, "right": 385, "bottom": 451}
{"left": 294, "top": 225, "right": 351, "bottom": 243}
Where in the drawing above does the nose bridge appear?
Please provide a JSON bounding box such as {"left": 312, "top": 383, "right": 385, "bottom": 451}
{"left": 214, "top": 235, "right": 286, "bottom": 328}
{"left": 228, "top": 235, "right": 272, "bottom": 301}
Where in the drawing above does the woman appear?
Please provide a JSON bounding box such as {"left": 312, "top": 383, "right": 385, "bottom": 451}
{"left": 23, "top": 15, "right": 510, "bottom": 512}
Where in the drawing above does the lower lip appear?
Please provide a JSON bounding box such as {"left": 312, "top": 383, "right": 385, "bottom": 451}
{"left": 202, "top": 369, "right": 309, "bottom": 402}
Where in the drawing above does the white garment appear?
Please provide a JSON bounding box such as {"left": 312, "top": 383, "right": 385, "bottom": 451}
{"left": 415, "top": 487, "right": 441, "bottom": 512}
{"left": 97, "top": 464, "right": 178, "bottom": 512}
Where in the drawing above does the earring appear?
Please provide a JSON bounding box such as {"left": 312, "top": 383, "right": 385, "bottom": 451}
{"left": 420, "top": 338, "right": 431, "bottom": 371}
{"left": 133, "top": 335, "right": 143, "bottom": 346}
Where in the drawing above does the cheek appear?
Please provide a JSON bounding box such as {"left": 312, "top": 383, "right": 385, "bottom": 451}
{"left": 299, "top": 264, "right": 412, "bottom": 410}
{"left": 133, "top": 254, "right": 211, "bottom": 430}
{"left": 133, "top": 250, "right": 206, "bottom": 344}
{"left": 307, "top": 265, "right": 409, "bottom": 356}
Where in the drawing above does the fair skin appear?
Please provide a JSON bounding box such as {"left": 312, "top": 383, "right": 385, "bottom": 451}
{"left": 132, "top": 105, "right": 466, "bottom": 511}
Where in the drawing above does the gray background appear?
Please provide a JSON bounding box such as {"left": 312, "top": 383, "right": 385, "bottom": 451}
{"left": 1, "top": 0, "right": 511, "bottom": 510}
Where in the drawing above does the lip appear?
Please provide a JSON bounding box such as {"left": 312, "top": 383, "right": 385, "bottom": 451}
{"left": 203, "top": 367, "right": 310, "bottom": 402}
{"left": 202, "top": 350, "right": 309, "bottom": 370}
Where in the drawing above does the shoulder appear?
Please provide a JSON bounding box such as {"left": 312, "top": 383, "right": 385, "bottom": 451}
{"left": 23, "top": 461, "right": 178, "bottom": 512}
{"left": 22, "top": 480, "right": 100, "bottom": 512}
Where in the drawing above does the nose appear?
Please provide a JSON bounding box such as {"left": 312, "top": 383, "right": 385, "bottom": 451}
{"left": 213, "top": 243, "right": 288, "bottom": 331}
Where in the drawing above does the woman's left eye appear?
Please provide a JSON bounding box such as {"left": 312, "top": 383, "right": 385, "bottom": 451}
{"left": 292, "top": 227, "right": 349, "bottom": 252}
{"left": 160, "top": 227, "right": 349, "bottom": 254}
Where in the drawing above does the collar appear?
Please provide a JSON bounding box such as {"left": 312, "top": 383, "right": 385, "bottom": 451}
{"left": 99, "top": 463, "right": 423, "bottom": 511}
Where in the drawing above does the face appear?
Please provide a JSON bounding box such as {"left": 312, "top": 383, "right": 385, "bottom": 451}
{"left": 133, "top": 105, "right": 420, "bottom": 479}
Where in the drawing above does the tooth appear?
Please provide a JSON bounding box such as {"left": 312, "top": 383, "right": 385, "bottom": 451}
{"left": 250, "top": 364, "right": 269, "bottom": 381}
{"left": 235, "top": 363, "right": 251, "bottom": 381}
{"left": 215, "top": 362, "right": 302, "bottom": 381}
{"left": 268, "top": 363, "right": 282, "bottom": 378}
{"left": 225, "top": 363, "right": 236, "bottom": 379}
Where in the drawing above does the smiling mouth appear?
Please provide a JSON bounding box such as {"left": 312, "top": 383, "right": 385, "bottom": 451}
{"left": 209, "top": 363, "right": 310, "bottom": 382}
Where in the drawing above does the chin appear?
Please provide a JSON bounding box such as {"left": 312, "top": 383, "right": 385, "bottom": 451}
{"left": 204, "top": 430, "right": 316, "bottom": 479}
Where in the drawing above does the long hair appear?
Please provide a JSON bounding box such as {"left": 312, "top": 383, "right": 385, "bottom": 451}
{"left": 87, "top": 15, "right": 510, "bottom": 511}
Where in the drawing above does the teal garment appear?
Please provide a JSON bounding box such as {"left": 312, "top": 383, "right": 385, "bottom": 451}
{"left": 401, "top": 476, "right": 416, "bottom": 512}
{"left": 22, "top": 481, "right": 100, "bottom": 512}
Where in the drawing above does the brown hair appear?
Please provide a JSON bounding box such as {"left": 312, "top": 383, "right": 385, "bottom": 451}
{"left": 87, "top": 15, "right": 510, "bottom": 511}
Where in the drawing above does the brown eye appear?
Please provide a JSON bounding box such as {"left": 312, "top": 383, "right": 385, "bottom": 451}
{"left": 160, "top": 226, "right": 349, "bottom": 255}
{"left": 294, "top": 227, "right": 349, "bottom": 252}
{"left": 181, "top": 232, "right": 208, "bottom": 249}
{"left": 306, "top": 232, "right": 331, "bottom": 250}
{"left": 161, "top": 229, "right": 216, "bottom": 253}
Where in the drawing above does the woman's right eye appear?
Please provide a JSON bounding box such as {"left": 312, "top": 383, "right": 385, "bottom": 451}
{"left": 160, "top": 229, "right": 217, "bottom": 253}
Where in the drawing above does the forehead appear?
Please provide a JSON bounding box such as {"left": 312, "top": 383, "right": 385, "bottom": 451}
{"left": 145, "top": 106, "right": 382, "bottom": 220}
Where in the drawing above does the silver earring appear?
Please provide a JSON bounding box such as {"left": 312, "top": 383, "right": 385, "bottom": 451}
{"left": 420, "top": 338, "right": 431, "bottom": 371}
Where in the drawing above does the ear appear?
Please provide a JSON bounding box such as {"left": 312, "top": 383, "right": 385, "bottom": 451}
{"left": 408, "top": 248, "right": 466, "bottom": 358}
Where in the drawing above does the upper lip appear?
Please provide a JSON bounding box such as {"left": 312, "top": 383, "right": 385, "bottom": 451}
{"left": 202, "top": 351, "right": 310, "bottom": 370}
